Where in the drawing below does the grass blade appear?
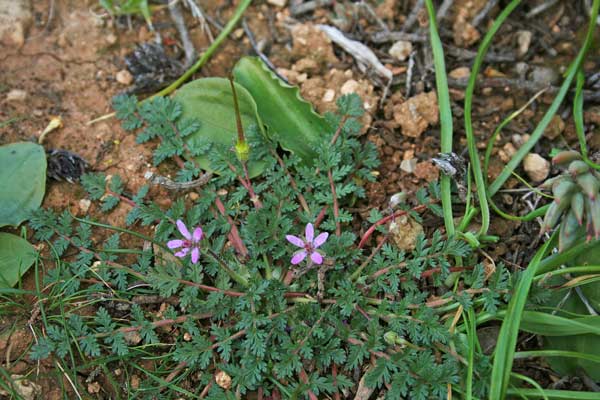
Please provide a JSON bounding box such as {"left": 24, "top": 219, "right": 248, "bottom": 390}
{"left": 424, "top": 0, "right": 454, "bottom": 236}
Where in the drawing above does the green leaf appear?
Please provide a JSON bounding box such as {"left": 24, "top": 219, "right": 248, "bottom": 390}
{"left": 0, "top": 233, "right": 37, "bottom": 288}
{"left": 233, "top": 56, "right": 330, "bottom": 164}
{"left": 173, "top": 77, "right": 266, "bottom": 177}
{"left": 0, "top": 142, "right": 47, "bottom": 227}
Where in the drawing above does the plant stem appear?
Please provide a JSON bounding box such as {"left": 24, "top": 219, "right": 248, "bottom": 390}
{"left": 424, "top": 0, "right": 454, "bottom": 237}
{"left": 205, "top": 248, "right": 249, "bottom": 287}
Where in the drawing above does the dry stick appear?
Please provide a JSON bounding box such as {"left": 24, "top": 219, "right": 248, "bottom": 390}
{"left": 290, "top": 0, "right": 334, "bottom": 16}
{"left": 436, "top": 0, "right": 455, "bottom": 21}
{"left": 168, "top": 0, "right": 196, "bottom": 68}
{"left": 526, "top": 0, "right": 559, "bottom": 18}
{"left": 448, "top": 76, "right": 600, "bottom": 102}
{"left": 472, "top": 0, "right": 499, "bottom": 27}
{"left": 403, "top": 0, "right": 425, "bottom": 32}
{"left": 144, "top": 171, "right": 213, "bottom": 191}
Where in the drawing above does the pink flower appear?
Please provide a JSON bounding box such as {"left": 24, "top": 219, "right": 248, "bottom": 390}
{"left": 286, "top": 223, "right": 329, "bottom": 265}
{"left": 167, "top": 220, "right": 203, "bottom": 264}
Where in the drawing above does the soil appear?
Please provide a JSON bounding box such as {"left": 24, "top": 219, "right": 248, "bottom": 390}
{"left": 1, "top": 0, "right": 599, "bottom": 398}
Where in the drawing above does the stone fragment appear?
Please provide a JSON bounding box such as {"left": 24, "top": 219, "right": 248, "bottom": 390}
{"left": 388, "top": 40, "right": 412, "bottom": 61}
{"left": 267, "top": 0, "right": 286, "bottom": 7}
{"left": 79, "top": 199, "right": 91, "bottom": 213}
{"left": 498, "top": 143, "right": 517, "bottom": 163}
{"left": 0, "top": 0, "right": 31, "bottom": 47}
{"left": 6, "top": 89, "right": 27, "bottom": 102}
{"left": 389, "top": 214, "right": 423, "bottom": 251}
{"left": 400, "top": 158, "right": 417, "bottom": 173}
{"left": 0, "top": 375, "right": 40, "bottom": 400}
{"left": 545, "top": 115, "right": 565, "bottom": 140}
{"left": 449, "top": 67, "right": 470, "bottom": 80}
{"left": 215, "top": 370, "right": 232, "bottom": 390}
{"left": 516, "top": 30, "right": 532, "bottom": 57}
{"left": 322, "top": 89, "right": 335, "bottom": 102}
{"left": 393, "top": 92, "right": 439, "bottom": 138}
{"left": 523, "top": 153, "right": 550, "bottom": 182}
{"left": 531, "top": 66, "right": 559, "bottom": 86}
{"left": 116, "top": 69, "right": 133, "bottom": 85}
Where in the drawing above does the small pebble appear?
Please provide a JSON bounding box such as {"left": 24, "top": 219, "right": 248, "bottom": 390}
{"left": 523, "top": 153, "right": 550, "bottom": 182}
{"left": 400, "top": 158, "right": 417, "bottom": 173}
{"left": 267, "top": 0, "right": 286, "bottom": 7}
{"left": 449, "top": 67, "right": 470, "bottom": 80}
{"left": 340, "top": 79, "right": 359, "bottom": 95}
{"left": 388, "top": 40, "right": 412, "bottom": 62}
{"left": 531, "top": 66, "right": 559, "bottom": 86}
{"left": 516, "top": 30, "right": 532, "bottom": 57}
{"left": 116, "top": 69, "right": 133, "bottom": 85}
{"left": 322, "top": 89, "right": 335, "bottom": 102}
{"left": 6, "top": 89, "right": 27, "bottom": 102}
{"left": 79, "top": 199, "right": 91, "bottom": 213}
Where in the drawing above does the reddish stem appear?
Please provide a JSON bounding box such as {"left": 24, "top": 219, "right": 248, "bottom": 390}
{"left": 328, "top": 169, "right": 341, "bottom": 236}
{"left": 214, "top": 196, "right": 248, "bottom": 257}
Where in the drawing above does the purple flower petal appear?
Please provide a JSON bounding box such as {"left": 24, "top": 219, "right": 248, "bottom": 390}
{"left": 286, "top": 235, "right": 305, "bottom": 248}
{"left": 310, "top": 251, "right": 323, "bottom": 265}
{"left": 174, "top": 247, "right": 190, "bottom": 258}
{"left": 305, "top": 223, "right": 314, "bottom": 242}
{"left": 176, "top": 220, "right": 192, "bottom": 240}
{"left": 313, "top": 232, "right": 329, "bottom": 248}
{"left": 191, "top": 247, "right": 200, "bottom": 264}
{"left": 192, "top": 227, "right": 203, "bottom": 242}
{"left": 167, "top": 239, "right": 184, "bottom": 249}
{"left": 291, "top": 250, "right": 307, "bottom": 265}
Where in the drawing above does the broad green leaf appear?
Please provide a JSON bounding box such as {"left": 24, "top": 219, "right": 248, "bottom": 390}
{"left": 233, "top": 57, "right": 330, "bottom": 164}
{"left": 0, "top": 142, "right": 47, "bottom": 227}
{"left": 0, "top": 233, "right": 36, "bottom": 288}
{"left": 173, "top": 77, "right": 266, "bottom": 177}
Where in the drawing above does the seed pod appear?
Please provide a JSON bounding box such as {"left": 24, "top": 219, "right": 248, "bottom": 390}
{"left": 541, "top": 201, "right": 564, "bottom": 232}
{"left": 568, "top": 160, "right": 590, "bottom": 176}
{"left": 571, "top": 192, "right": 585, "bottom": 225}
{"left": 552, "top": 180, "right": 577, "bottom": 204}
{"left": 575, "top": 172, "right": 600, "bottom": 200}
{"left": 552, "top": 150, "right": 582, "bottom": 165}
{"left": 559, "top": 209, "right": 581, "bottom": 251}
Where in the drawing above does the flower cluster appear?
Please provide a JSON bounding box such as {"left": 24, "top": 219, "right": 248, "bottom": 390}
{"left": 167, "top": 220, "right": 328, "bottom": 266}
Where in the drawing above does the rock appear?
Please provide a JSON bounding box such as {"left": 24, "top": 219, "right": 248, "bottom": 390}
{"left": 523, "top": 153, "right": 550, "bottom": 182}
{"left": 87, "top": 382, "right": 101, "bottom": 394}
{"left": 388, "top": 40, "right": 412, "bottom": 61}
{"left": 0, "top": 375, "right": 40, "bottom": 400}
{"left": 215, "top": 370, "right": 232, "bottom": 390}
{"left": 414, "top": 161, "right": 440, "bottom": 182}
{"left": 105, "top": 32, "right": 118, "bottom": 45}
{"left": 545, "top": 115, "right": 565, "bottom": 139}
{"left": 340, "top": 79, "right": 360, "bottom": 95}
{"left": 293, "top": 57, "right": 319, "bottom": 73}
{"left": 322, "top": 89, "right": 335, "bottom": 102}
{"left": 116, "top": 69, "right": 133, "bottom": 85}
{"left": 449, "top": 67, "right": 470, "bottom": 80}
{"left": 6, "top": 89, "right": 27, "bottom": 102}
{"left": 393, "top": 92, "right": 439, "bottom": 138}
{"left": 389, "top": 214, "right": 423, "bottom": 251}
{"left": 291, "top": 23, "right": 338, "bottom": 65}
{"left": 530, "top": 66, "right": 559, "bottom": 86}
{"left": 267, "top": 0, "right": 286, "bottom": 7}
{"left": 453, "top": 7, "right": 480, "bottom": 46}
{"left": 498, "top": 142, "right": 517, "bottom": 163}
{"left": 400, "top": 158, "right": 417, "bottom": 173}
{"left": 0, "top": 0, "right": 31, "bottom": 47}
{"left": 514, "top": 62, "right": 529, "bottom": 79}
{"left": 516, "top": 30, "right": 532, "bottom": 57}
{"left": 79, "top": 199, "right": 91, "bottom": 213}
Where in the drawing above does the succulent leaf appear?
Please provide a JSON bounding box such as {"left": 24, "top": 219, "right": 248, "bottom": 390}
{"left": 552, "top": 150, "right": 582, "bottom": 165}
{"left": 575, "top": 172, "right": 600, "bottom": 200}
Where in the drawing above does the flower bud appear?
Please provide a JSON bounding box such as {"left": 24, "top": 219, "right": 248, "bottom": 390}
{"left": 235, "top": 140, "right": 250, "bottom": 163}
